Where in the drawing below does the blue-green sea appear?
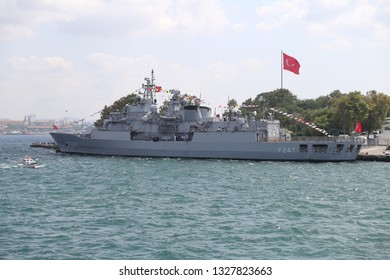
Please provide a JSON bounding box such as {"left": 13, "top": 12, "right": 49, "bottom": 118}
{"left": 0, "top": 135, "right": 389, "bottom": 260}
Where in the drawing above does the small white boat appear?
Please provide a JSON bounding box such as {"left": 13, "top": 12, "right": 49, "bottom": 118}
{"left": 18, "top": 155, "right": 44, "bottom": 169}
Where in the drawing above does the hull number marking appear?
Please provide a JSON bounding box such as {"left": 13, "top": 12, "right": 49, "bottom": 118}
{"left": 278, "top": 147, "right": 296, "bottom": 153}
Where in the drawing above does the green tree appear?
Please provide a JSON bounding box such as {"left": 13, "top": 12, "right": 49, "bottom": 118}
{"left": 297, "top": 99, "right": 317, "bottom": 111}
{"left": 256, "top": 88, "right": 299, "bottom": 110}
{"left": 305, "top": 107, "right": 332, "bottom": 135}
{"left": 329, "top": 89, "right": 344, "bottom": 100}
{"left": 362, "top": 91, "right": 390, "bottom": 133}
{"left": 314, "top": 95, "right": 332, "bottom": 109}
{"left": 227, "top": 98, "right": 238, "bottom": 108}
{"left": 331, "top": 91, "right": 369, "bottom": 134}
{"left": 241, "top": 97, "right": 262, "bottom": 119}
{"left": 94, "top": 93, "right": 138, "bottom": 128}
{"left": 244, "top": 88, "right": 300, "bottom": 122}
{"left": 158, "top": 99, "right": 170, "bottom": 116}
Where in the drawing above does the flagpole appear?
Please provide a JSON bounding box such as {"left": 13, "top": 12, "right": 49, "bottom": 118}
{"left": 281, "top": 50, "right": 283, "bottom": 89}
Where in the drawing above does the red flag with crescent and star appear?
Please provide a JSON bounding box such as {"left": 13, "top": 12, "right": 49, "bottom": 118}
{"left": 283, "top": 52, "right": 300, "bottom": 75}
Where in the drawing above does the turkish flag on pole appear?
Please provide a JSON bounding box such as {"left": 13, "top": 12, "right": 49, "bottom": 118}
{"left": 283, "top": 52, "right": 300, "bottom": 75}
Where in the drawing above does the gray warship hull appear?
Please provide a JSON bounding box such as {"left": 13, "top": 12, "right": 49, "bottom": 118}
{"left": 51, "top": 70, "right": 363, "bottom": 162}
{"left": 50, "top": 131, "right": 361, "bottom": 161}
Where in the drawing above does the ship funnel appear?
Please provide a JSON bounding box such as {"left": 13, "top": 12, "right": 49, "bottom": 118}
{"left": 199, "top": 106, "right": 211, "bottom": 120}
{"left": 184, "top": 105, "right": 202, "bottom": 122}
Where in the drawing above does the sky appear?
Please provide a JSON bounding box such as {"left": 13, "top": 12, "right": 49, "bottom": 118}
{"left": 0, "top": 0, "right": 389, "bottom": 121}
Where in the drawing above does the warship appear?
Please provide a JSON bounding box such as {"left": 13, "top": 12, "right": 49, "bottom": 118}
{"left": 51, "top": 71, "right": 363, "bottom": 161}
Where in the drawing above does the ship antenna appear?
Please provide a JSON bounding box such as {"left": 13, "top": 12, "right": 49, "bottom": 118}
{"left": 151, "top": 69, "right": 155, "bottom": 87}
{"left": 150, "top": 69, "right": 155, "bottom": 101}
{"left": 143, "top": 69, "right": 155, "bottom": 101}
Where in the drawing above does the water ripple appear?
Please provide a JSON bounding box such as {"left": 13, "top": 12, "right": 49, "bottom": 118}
{"left": 0, "top": 135, "right": 389, "bottom": 259}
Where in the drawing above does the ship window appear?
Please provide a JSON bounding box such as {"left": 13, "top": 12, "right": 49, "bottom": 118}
{"left": 313, "top": 144, "right": 328, "bottom": 153}
{"left": 300, "top": 144, "right": 308, "bottom": 153}
{"left": 334, "top": 144, "right": 344, "bottom": 153}
{"left": 346, "top": 145, "right": 355, "bottom": 153}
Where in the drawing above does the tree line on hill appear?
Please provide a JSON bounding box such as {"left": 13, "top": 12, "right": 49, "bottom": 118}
{"left": 237, "top": 89, "right": 389, "bottom": 136}
{"left": 94, "top": 88, "right": 390, "bottom": 136}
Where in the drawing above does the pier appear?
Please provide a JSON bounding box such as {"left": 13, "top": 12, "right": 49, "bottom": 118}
{"left": 358, "top": 128, "right": 390, "bottom": 161}
{"left": 358, "top": 145, "right": 390, "bottom": 161}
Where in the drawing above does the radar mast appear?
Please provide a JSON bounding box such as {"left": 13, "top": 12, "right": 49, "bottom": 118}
{"left": 142, "top": 69, "right": 155, "bottom": 102}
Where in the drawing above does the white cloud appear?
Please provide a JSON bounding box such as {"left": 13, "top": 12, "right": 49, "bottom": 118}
{"left": 208, "top": 62, "right": 237, "bottom": 81}
{"left": 0, "top": 24, "right": 34, "bottom": 42}
{"left": 61, "top": 0, "right": 229, "bottom": 36}
{"left": 253, "top": 0, "right": 390, "bottom": 49}
{"left": 318, "top": 0, "right": 351, "bottom": 8}
{"left": 308, "top": 0, "right": 390, "bottom": 49}
{"left": 0, "top": 0, "right": 229, "bottom": 41}
{"left": 0, "top": 53, "right": 272, "bottom": 119}
{"left": 239, "top": 58, "right": 267, "bottom": 72}
{"left": 0, "top": 55, "right": 81, "bottom": 119}
{"left": 1, "top": 1, "right": 389, "bottom": 120}
{"left": 256, "top": 0, "right": 309, "bottom": 31}
{"left": 83, "top": 53, "right": 166, "bottom": 100}
{"left": 7, "top": 56, "right": 72, "bottom": 72}
{"left": 172, "top": 0, "right": 228, "bottom": 34}
{"left": 317, "top": 38, "right": 353, "bottom": 50}
{"left": 0, "top": 0, "right": 98, "bottom": 41}
{"left": 231, "top": 20, "right": 249, "bottom": 32}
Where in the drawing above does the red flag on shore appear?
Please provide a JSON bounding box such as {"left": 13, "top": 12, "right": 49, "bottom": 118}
{"left": 53, "top": 124, "right": 58, "bottom": 130}
{"left": 354, "top": 122, "right": 362, "bottom": 133}
{"left": 283, "top": 52, "right": 300, "bottom": 75}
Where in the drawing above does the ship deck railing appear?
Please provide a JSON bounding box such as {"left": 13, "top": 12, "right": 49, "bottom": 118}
{"left": 291, "top": 136, "right": 365, "bottom": 144}
{"left": 77, "top": 133, "right": 92, "bottom": 139}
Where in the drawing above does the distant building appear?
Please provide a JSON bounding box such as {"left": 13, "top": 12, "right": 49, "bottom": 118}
{"left": 0, "top": 118, "right": 55, "bottom": 134}
{"left": 0, "top": 119, "right": 25, "bottom": 126}
{"left": 1, "top": 116, "right": 91, "bottom": 134}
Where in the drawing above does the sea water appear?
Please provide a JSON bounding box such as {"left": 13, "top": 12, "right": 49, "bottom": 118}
{"left": 0, "top": 135, "right": 389, "bottom": 260}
